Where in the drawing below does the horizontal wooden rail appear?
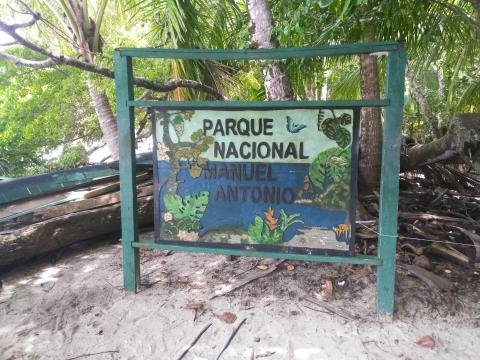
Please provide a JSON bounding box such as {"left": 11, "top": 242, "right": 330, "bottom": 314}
{"left": 133, "top": 240, "right": 382, "bottom": 266}
{"left": 118, "top": 41, "right": 400, "bottom": 59}
{"left": 127, "top": 99, "right": 390, "bottom": 109}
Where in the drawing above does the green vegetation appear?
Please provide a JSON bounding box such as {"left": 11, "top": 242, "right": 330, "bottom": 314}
{"left": 0, "top": 0, "right": 479, "bottom": 177}
{"left": 58, "top": 145, "right": 89, "bottom": 169}
{"left": 0, "top": 50, "right": 99, "bottom": 176}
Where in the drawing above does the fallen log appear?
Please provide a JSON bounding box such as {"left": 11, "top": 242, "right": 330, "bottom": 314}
{"left": 401, "top": 114, "right": 480, "bottom": 171}
{"left": 0, "top": 185, "right": 153, "bottom": 231}
{"left": 0, "top": 195, "right": 154, "bottom": 270}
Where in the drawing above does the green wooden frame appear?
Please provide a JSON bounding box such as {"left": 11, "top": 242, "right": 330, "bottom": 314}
{"left": 114, "top": 41, "right": 406, "bottom": 316}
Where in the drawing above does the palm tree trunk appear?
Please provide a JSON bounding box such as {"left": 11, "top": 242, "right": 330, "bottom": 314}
{"left": 406, "top": 67, "right": 441, "bottom": 139}
{"left": 87, "top": 80, "right": 119, "bottom": 160}
{"left": 246, "top": 0, "right": 293, "bottom": 101}
{"left": 359, "top": 54, "right": 382, "bottom": 189}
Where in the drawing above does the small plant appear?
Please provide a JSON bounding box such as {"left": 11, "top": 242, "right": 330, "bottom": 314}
{"left": 279, "top": 209, "right": 304, "bottom": 231}
{"left": 247, "top": 207, "right": 303, "bottom": 244}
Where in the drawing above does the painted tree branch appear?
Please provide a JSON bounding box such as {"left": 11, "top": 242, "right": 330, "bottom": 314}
{"left": 0, "top": 18, "right": 226, "bottom": 100}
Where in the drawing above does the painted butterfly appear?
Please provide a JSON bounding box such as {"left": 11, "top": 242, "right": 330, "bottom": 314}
{"left": 286, "top": 116, "right": 307, "bottom": 133}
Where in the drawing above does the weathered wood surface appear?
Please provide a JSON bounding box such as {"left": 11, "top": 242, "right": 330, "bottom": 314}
{"left": 82, "top": 172, "right": 150, "bottom": 199}
{"left": 1, "top": 185, "right": 152, "bottom": 231}
{"left": 0, "top": 196, "right": 154, "bottom": 270}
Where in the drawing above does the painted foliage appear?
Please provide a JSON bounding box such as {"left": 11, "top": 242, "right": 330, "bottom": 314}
{"left": 153, "top": 108, "right": 358, "bottom": 254}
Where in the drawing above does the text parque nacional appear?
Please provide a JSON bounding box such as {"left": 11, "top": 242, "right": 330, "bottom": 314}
{"left": 202, "top": 118, "right": 309, "bottom": 160}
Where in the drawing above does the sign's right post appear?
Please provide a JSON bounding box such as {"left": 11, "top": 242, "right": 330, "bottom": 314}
{"left": 377, "top": 45, "right": 406, "bottom": 316}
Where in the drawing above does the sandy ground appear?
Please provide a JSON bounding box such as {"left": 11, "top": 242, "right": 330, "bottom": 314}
{"left": 1, "top": 234, "right": 479, "bottom": 360}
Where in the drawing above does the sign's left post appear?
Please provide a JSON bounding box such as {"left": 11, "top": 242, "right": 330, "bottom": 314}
{"left": 114, "top": 52, "right": 140, "bottom": 291}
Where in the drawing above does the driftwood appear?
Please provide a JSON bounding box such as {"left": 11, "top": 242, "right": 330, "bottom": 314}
{"left": 426, "top": 243, "right": 471, "bottom": 267}
{"left": 400, "top": 264, "right": 454, "bottom": 291}
{"left": 0, "top": 195, "right": 154, "bottom": 270}
{"left": 401, "top": 114, "right": 480, "bottom": 171}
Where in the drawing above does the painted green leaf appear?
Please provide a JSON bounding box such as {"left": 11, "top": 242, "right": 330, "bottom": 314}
{"left": 171, "top": 114, "right": 183, "bottom": 125}
{"left": 320, "top": 116, "right": 351, "bottom": 148}
{"left": 164, "top": 191, "right": 209, "bottom": 220}
{"left": 164, "top": 194, "right": 184, "bottom": 216}
{"left": 320, "top": 117, "right": 340, "bottom": 139}
{"left": 279, "top": 209, "right": 304, "bottom": 231}
{"left": 327, "top": 155, "right": 349, "bottom": 182}
{"left": 335, "top": 127, "right": 351, "bottom": 148}
{"left": 248, "top": 216, "right": 265, "bottom": 243}
{"left": 337, "top": 113, "right": 352, "bottom": 125}
{"left": 181, "top": 191, "right": 209, "bottom": 219}
{"left": 270, "top": 228, "right": 283, "bottom": 244}
{"left": 309, "top": 147, "right": 351, "bottom": 190}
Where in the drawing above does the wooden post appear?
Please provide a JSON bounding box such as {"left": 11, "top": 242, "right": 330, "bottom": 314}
{"left": 376, "top": 46, "right": 406, "bottom": 316}
{"left": 114, "top": 52, "right": 140, "bottom": 292}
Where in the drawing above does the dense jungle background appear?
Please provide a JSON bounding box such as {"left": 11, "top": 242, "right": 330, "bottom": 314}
{"left": 0, "top": 0, "right": 479, "bottom": 185}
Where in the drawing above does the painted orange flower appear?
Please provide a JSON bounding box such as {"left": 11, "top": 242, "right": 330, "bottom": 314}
{"left": 264, "top": 207, "right": 278, "bottom": 231}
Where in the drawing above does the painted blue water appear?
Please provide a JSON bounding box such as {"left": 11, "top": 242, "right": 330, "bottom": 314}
{"left": 156, "top": 160, "right": 350, "bottom": 241}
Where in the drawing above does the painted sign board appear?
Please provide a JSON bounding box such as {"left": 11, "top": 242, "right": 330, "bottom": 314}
{"left": 153, "top": 107, "right": 359, "bottom": 255}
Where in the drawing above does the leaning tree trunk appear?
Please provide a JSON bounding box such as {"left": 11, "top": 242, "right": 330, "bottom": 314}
{"left": 359, "top": 53, "right": 382, "bottom": 190}
{"left": 401, "top": 113, "right": 480, "bottom": 171}
{"left": 246, "top": 0, "right": 294, "bottom": 101}
{"left": 87, "top": 80, "right": 119, "bottom": 160}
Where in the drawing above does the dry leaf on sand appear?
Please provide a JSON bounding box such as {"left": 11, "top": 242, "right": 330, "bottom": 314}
{"left": 416, "top": 335, "right": 435, "bottom": 348}
{"left": 313, "top": 280, "right": 333, "bottom": 301}
{"left": 215, "top": 312, "right": 237, "bottom": 324}
{"left": 185, "top": 303, "right": 204, "bottom": 311}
